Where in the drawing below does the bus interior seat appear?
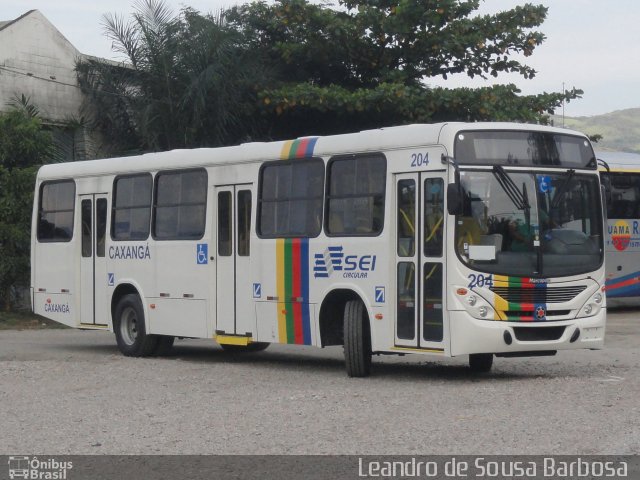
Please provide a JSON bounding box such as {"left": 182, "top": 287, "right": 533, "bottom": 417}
{"left": 457, "top": 216, "right": 485, "bottom": 245}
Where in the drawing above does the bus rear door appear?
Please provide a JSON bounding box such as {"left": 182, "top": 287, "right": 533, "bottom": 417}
{"left": 79, "top": 194, "right": 109, "bottom": 326}
{"left": 215, "top": 185, "right": 254, "bottom": 337}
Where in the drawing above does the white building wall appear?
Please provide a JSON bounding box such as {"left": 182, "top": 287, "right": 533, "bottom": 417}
{"left": 0, "top": 10, "right": 85, "bottom": 124}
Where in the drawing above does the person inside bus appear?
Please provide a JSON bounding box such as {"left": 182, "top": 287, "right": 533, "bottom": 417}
{"left": 507, "top": 218, "right": 531, "bottom": 252}
{"left": 506, "top": 208, "right": 558, "bottom": 252}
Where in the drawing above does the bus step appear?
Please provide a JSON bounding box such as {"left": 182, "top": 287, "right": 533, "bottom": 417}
{"left": 214, "top": 334, "right": 252, "bottom": 346}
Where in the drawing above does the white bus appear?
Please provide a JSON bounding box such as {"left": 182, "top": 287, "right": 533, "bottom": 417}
{"left": 31, "top": 122, "right": 607, "bottom": 376}
{"left": 598, "top": 151, "right": 640, "bottom": 306}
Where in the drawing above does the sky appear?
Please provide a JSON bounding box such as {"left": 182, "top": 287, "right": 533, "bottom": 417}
{"left": 1, "top": 0, "right": 638, "bottom": 117}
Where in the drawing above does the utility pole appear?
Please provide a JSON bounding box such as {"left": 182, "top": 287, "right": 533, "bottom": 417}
{"left": 562, "top": 82, "right": 565, "bottom": 128}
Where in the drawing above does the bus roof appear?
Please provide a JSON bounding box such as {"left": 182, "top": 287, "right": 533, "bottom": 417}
{"left": 37, "top": 122, "right": 586, "bottom": 180}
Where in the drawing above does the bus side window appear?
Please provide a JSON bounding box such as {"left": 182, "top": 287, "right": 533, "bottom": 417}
{"left": 423, "top": 178, "right": 444, "bottom": 257}
{"left": 96, "top": 198, "right": 107, "bottom": 257}
{"left": 606, "top": 173, "right": 640, "bottom": 219}
{"left": 37, "top": 180, "right": 76, "bottom": 242}
{"left": 154, "top": 169, "right": 207, "bottom": 240}
{"left": 326, "top": 153, "right": 386, "bottom": 236}
{"left": 237, "top": 190, "right": 251, "bottom": 256}
{"left": 397, "top": 179, "right": 415, "bottom": 257}
{"left": 257, "top": 159, "right": 324, "bottom": 238}
{"left": 81, "top": 199, "right": 92, "bottom": 257}
{"left": 218, "top": 191, "right": 232, "bottom": 256}
{"left": 112, "top": 174, "right": 152, "bottom": 241}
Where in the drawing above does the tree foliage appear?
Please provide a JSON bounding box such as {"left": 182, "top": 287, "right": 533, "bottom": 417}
{"left": 78, "top": 0, "right": 267, "bottom": 151}
{"left": 79, "top": 0, "right": 583, "bottom": 149}
{"left": 228, "top": 0, "right": 581, "bottom": 138}
{"left": 0, "top": 106, "right": 53, "bottom": 311}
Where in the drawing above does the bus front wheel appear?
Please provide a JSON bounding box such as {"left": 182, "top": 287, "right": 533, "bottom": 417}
{"left": 114, "top": 294, "right": 158, "bottom": 357}
{"left": 469, "top": 353, "right": 493, "bottom": 373}
{"left": 343, "top": 299, "right": 372, "bottom": 377}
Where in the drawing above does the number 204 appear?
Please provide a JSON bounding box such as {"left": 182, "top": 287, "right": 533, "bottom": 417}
{"left": 410, "top": 152, "right": 429, "bottom": 167}
{"left": 467, "top": 274, "right": 493, "bottom": 289}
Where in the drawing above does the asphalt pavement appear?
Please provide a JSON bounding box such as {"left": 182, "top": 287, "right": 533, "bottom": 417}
{"left": 0, "top": 310, "right": 638, "bottom": 455}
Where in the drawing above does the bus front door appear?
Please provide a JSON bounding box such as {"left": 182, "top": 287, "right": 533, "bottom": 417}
{"left": 79, "top": 194, "right": 109, "bottom": 326}
{"left": 394, "top": 172, "right": 447, "bottom": 351}
{"left": 214, "top": 185, "right": 254, "bottom": 337}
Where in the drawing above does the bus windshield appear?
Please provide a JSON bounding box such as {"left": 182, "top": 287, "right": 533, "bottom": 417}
{"left": 455, "top": 169, "right": 603, "bottom": 277}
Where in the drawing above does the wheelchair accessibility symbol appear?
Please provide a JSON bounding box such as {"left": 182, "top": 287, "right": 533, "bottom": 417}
{"left": 197, "top": 244, "right": 208, "bottom": 264}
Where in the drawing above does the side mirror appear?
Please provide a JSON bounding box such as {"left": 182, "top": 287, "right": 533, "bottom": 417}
{"left": 447, "top": 183, "right": 463, "bottom": 216}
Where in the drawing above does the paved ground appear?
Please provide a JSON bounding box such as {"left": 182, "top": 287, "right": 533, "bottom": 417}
{"left": 0, "top": 310, "right": 638, "bottom": 455}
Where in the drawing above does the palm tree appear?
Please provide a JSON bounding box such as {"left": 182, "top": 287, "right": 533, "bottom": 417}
{"left": 79, "top": 0, "right": 267, "bottom": 152}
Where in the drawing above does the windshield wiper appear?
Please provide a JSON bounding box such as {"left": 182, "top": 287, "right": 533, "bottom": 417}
{"left": 493, "top": 165, "right": 528, "bottom": 211}
{"left": 551, "top": 169, "right": 576, "bottom": 209}
{"left": 494, "top": 166, "right": 541, "bottom": 273}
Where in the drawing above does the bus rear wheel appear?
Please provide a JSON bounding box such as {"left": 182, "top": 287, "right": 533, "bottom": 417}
{"left": 114, "top": 294, "right": 158, "bottom": 357}
{"left": 469, "top": 353, "right": 493, "bottom": 373}
{"left": 343, "top": 299, "right": 372, "bottom": 377}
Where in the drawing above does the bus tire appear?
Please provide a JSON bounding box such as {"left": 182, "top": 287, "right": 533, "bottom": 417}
{"left": 343, "top": 299, "right": 372, "bottom": 377}
{"left": 220, "top": 342, "right": 270, "bottom": 353}
{"left": 113, "top": 294, "right": 158, "bottom": 357}
{"left": 469, "top": 353, "right": 493, "bottom": 373}
{"left": 154, "top": 336, "right": 175, "bottom": 356}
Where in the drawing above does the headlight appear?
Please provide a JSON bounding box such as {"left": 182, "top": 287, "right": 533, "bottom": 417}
{"left": 580, "top": 290, "right": 604, "bottom": 318}
{"left": 456, "top": 286, "right": 496, "bottom": 320}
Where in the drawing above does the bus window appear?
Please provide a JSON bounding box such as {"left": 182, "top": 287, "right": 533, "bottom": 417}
{"left": 397, "top": 179, "right": 415, "bottom": 257}
{"left": 112, "top": 174, "right": 152, "bottom": 241}
{"left": 424, "top": 178, "right": 444, "bottom": 257}
{"left": 96, "top": 198, "right": 107, "bottom": 257}
{"left": 258, "top": 159, "right": 324, "bottom": 238}
{"left": 326, "top": 153, "right": 386, "bottom": 236}
{"left": 154, "top": 169, "right": 207, "bottom": 240}
{"left": 397, "top": 262, "right": 415, "bottom": 340}
{"left": 423, "top": 262, "right": 443, "bottom": 342}
{"left": 37, "top": 180, "right": 75, "bottom": 242}
{"left": 81, "top": 199, "right": 92, "bottom": 257}
{"left": 218, "top": 191, "right": 232, "bottom": 256}
{"left": 238, "top": 190, "right": 251, "bottom": 256}
{"left": 605, "top": 173, "right": 640, "bottom": 219}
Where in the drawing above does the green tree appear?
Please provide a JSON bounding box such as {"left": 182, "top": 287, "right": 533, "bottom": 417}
{"left": 81, "top": 0, "right": 583, "bottom": 147}
{"left": 228, "top": 0, "right": 582, "bottom": 138}
{"left": 0, "top": 106, "right": 53, "bottom": 311}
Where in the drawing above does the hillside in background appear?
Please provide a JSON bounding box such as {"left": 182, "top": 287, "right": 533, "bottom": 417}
{"left": 553, "top": 108, "right": 640, "bottom": 153}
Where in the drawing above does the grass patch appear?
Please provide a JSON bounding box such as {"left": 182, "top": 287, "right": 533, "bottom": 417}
{"left": 0, "top": 310, "right": 69, "bottom": 330}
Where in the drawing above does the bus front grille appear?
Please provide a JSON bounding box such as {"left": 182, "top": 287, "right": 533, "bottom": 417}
{"left": 490, "top": 285, "right": 586, "bottom": 304}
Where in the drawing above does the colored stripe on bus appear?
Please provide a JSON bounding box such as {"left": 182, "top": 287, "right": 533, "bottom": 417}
{"left": 276, "top": 239, "right": 287, "bottom": 341}
{"left": 274, "top": 138, "right": 316, "bottom": 344}
{"left": 492, "top": 275, "right": 547, "bottom": 322}
{"left": 280, "top": 137, "right": 318, "bottom": 159}
{"left": 276, "top": 238, "right": 312, "bottom": 345}
{"left": 605, "top": 270, "right": 640, "bottom": 297}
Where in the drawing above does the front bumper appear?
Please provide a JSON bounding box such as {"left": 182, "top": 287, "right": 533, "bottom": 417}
{"left": 449, "top": 308, "right": 606, "bottom": 356}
